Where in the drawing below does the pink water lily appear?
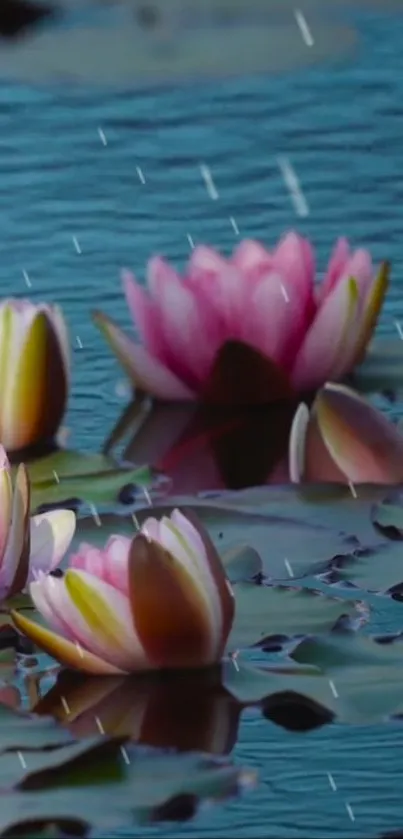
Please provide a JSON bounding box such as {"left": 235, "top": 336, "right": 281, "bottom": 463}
{"left": 0, "top": 446, "right": 76, "bottom": 600}
{"left": 93, "top": 233, "right": 388, "bottom": 403}
{"left": 11, "top": 509, "right": 235, "bottom": 675}
{"left": 289, "top": 382, "right": 403, "bottom": 484}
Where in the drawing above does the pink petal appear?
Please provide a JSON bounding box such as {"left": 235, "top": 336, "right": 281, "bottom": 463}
{"left": 92, "top": 311, "right": 195, "bottom": 401}
{"left": 122, "top": 270, "right": 166, "bottom": 361}
{"left": 317, "top": 238, "right": 350, "bottom": 302}
{"left": 231, "top": 239, "right": 272, "bottom": 276}
{"left": 147, "top": 257, "right": 221, "bottom": 387}
{"left": 104, "top": 535, "right": 131, "bottom": 593}
{"left": 243, "top": 271, "right": 309, "bottom": 368}
{"left": 273, "top": 231, "right": 315, "bottom": 297}
{"left": 291, "top": 276, "right": 359, "bottom": 392}
{"left": 69, "top": 542, "right": 106, "bottom": 577}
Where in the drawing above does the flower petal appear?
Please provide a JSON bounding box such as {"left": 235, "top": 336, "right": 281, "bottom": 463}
{"left": 30, "top": 575, "right": 76, "bottom": 638}
{"left": 11, "top": 609, "right": 124, "bottom": 675}
{"left": 173, "top": 508, "right": 235, "bottom": 654}
{"left": 291, "top": 277, "right": 359, "bottom": 392}
{"left": 122, "top": 270, "right": 166, "bottom": 360}
{"left": 351, "top": 261, "right": 390, "bottom": 366}
{"left": 1, "top": 311, "right": 68, "bottom": 452}
{"left": 28, "top": 509, "right": 76, "bottom": 580}
{"left": 64, "top": 569, "right": 150, "bottom": 672}
{"left": 316, "top": 382, "right": 403, "bottom": 484}
{"left": 2, "top": 464, "right": 30, "bottom": 597}
{"left": 288, "top": 402, "right": 310, "bottom": 483}
{"left": 128, "top": 533, "right": 213, "bottom": 668}
{"left": 0, "top": 446, "right": 12, "bottom": 562}
{"left": 92, "top": 310, "right": 195, "bottom": 401}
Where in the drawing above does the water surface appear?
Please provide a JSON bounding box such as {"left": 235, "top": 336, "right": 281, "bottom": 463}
{"left": 2, "top": 3, "right": 403, "bottom": 837}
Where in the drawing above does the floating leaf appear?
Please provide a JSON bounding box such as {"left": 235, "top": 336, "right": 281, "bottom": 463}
{"left": 0, "top": 817, "right": 89, "bottom": 838}
{"left": 221, "top": 545, "right": 263, "bottom": 582}
{"left": 228, "top": 583, "right": 368, "bottom": 649}
{"left": 0, "top": 705, "right": 72, "bottom": 752}
{"left": 322, "top": 542, "right": 403, "bottom": 596}
{"left": 16, "top": 450, "right": 153, "bottom": 512}
{"left": 0, "top": 732, "right": 255, "bottom": 831}
{"left": 372, "top": 493, "right": 403, "bottom": 538}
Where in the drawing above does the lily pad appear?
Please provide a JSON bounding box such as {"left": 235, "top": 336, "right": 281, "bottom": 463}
{"left": 17, "top": 450, "right": 153, "bottom": 513}
{"left": 0, "top": 731, "right": 255, "bottom": 832}
{"left": 229, "top": 583, "right": 368, "bottom": 649}
{"left": 372, "top": 493, "right": 403, "bottom": 538}
{"left": 222, "top": 631, "right": 403, "bottom": 726}
{"left": 322, "top": 542, "right": 403, "bottom": 596}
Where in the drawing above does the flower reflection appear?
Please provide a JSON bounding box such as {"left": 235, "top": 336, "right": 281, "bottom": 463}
{"left": 34, "top": 667, "right": 241, "bottom": 756}
{"left": 104, "top": 395, "right": 296, "bottom": 493}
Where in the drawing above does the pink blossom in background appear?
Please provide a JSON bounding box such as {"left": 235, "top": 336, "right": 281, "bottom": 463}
{"left": 93, "top": 232, "right": 388, "bottom": 404}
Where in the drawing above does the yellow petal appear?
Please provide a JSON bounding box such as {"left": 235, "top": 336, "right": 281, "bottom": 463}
{"left": 0, "top": 449, "right": 12, "bottom": 561}
{"left": 128, "top": 534, "right": 213, "bottom": 668}
{"left": 3, "top": 464, "right": 31, "bottom": 597}
{"left": 1, "top": 311, "right": 68, "bottom": 452}
{"left": 11, "top": 610, "right": 124, "bottom": 675}
{"left": 352, "top": 261, "right": 389, "bottom": 366}
{"left": 64, "top": 569, "right": 148, "bottom": 671}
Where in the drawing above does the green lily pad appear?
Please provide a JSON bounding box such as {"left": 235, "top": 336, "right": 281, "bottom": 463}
{"left": 228, "top": 583, "right": 368, "bottom": 649}
{"left": 322, "top": 542, "right": 403, "bottom": 595}
{"left": 0, "top": 729, "right": 255, "bottom": 832}
{"left": 372, "top": 493, "right": 403, "bottom": 537}
{"left": 222, "top": 630, "right": 403, "bottom": 726}
{"left": 17, "top": 450, "right": 153, "bottom": 512}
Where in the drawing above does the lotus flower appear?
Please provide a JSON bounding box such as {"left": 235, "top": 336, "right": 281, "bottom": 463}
{"left": 0, "top": 446, "right": 76, "bottom": 600}
{"left": 93, "top": 234, "right": 388, "bottom": 404}
{"left": 289, "top": 382, "right": 403, "bottom": 484}
{"left": 11, "top": 509, "right": 235, "bottom": 675}
{"left": 0, "top": 299, "right": 69, "bottom": 452}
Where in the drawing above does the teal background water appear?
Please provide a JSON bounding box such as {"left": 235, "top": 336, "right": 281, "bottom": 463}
{"left": 2, "top": 5, "right": 403, "bottom": 836}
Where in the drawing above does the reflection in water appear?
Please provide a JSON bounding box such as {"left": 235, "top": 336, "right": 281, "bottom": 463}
{"left": 34, "top": 667, "right": 241, "bottom": 755}
{"left": 104, "top": 395, "right": 297, "bottom": 493}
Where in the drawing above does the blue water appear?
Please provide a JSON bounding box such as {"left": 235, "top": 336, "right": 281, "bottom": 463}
{"left": 2, "top": 4, "right": 403, "bottom": 836}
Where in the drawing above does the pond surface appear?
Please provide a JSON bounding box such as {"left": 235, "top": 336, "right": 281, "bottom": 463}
{"left": 2, "top": 2, "right": 403, "bottom": 837}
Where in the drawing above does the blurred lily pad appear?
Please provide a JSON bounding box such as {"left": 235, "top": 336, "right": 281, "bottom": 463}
{"left": 16, "top": 450, "right": 153, "bottom": 512}
{"left": 0, "top": 729, "right": 255, "bottom": 831}
{"left": 229, "top": 583, "right": 368, "bottom": 649}
{"left": 0, "top": 818, "right": 89, "bottom": 838}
